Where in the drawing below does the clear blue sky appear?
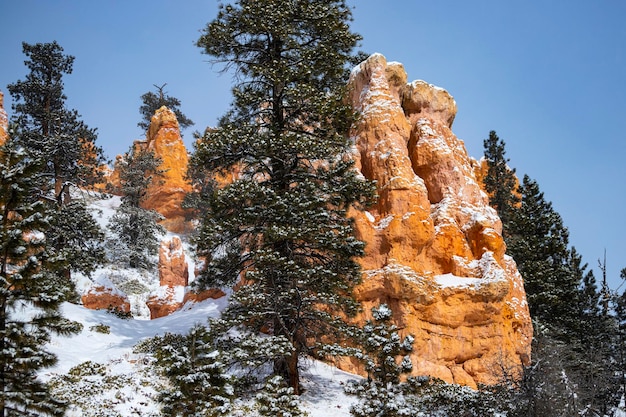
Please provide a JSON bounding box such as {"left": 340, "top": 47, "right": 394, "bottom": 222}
{"left": 1, "top": 1, "right": 625, "bottom": 289}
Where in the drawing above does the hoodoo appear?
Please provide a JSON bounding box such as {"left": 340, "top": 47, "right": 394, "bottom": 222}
{"left": 346, "top": 54, "right": 532, "bottom": 387}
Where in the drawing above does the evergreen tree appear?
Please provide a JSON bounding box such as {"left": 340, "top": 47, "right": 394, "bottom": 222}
{"left": 7, "top": 41, "right": 105, "bottom": 200}
{"left": 150, "top": 326, "right": 233, "bottom": 417}
{"left": 615, "top": 273, "right": 626, "bottom": 403}
{"left": 138, "top": 83, "right": 194, "bottom": 132}
{"left": 571, "top": 255, "right": 620, "bottom": 414}
{"left": 190, "top": 0, "right": 375, "bottom": 394}
{"left": 507, "top": 175, "right": 579, "bottom": 336}
{"left": 107, "top": 146, "right": 165, "bottom": 269}
{"left": 256, "top": 376, "right": 304, "bottom": 417}
{"left": 8, "top": 41, "right": 106, "bottom": 279}
{"left": 482, "top": 130, "right": 519, "bottom": 239}
{"left": 0, "top": 131, "right": 81, "bottom": 416}
{"left": 344, "top": 305, "right": 415, "bottom": 417}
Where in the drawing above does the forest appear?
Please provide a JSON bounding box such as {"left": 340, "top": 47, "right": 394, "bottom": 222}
{"left": 1, "top": 1, "right": 625, "bottom": 416}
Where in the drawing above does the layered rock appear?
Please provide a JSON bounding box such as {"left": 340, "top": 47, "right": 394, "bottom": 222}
{"left": 119, "top": 106, "right": 193, "bottom": 233}
{"left": 158, "top": 236, "right": 189, "bottom": 287}
{"left": 347, "top": 54, "right": 531, "bottom": 387}
{"left": 0, "top": 91, "right": 8, "bottom": 146}
{"left": 81, "top": 286, "right": 131, "bottom": 314}
{"left": 147, "top": 236, "right": 225, "bottom": 319}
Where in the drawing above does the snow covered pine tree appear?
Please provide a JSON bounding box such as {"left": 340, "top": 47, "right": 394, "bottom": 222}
{"left": 190, "top": 0, "right": 375, "bottom": 396}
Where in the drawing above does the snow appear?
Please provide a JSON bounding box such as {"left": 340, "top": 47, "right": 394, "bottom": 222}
{"left": 435, "top": 273, "right": 483, "bottom": 288}
{"left": 33, "top": 192, "right": 364, "bottom": 416}
{"left": 41, "top": 298, "right": 361, "bottom": 416}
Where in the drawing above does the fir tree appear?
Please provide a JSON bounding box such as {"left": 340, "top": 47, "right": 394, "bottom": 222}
{"left": 191, "top": 0, "right": 375, "bottom": 394}
{"left": 507, "top": 175, "right": 578, "bottom": 336}
{"left": 482, "top": 130, "right": 519, "bottom": 239}
{"left": 344, "top": 305, "right": 415, "bottom": 417}
{"left": 8, "top": 41, "right": 106, "bottom": 279}
{"left": 138, "top": 83, "right": 194, "bottom": 132}
{"left": 571, "top": 255, "right": 620, "bottom": 414}
{"left": 256, "top": 376, "right": 304, "bottom": 417}
{"left": 0, "top": 131, "right": 81, "bottom": 416}
{"left": 7, "top": 41, "right": 105, "bottom": 200}
{"left": 149, "top": 326, "right": 233, "bottom": 417}
{"left": 107, "top": 146, "right": 165, "bottom": 269}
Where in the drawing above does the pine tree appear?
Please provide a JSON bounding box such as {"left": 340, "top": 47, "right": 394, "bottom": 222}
{"left": 150, "top": 326, "right": 233, "bottom": 417}
{"left": 507, "top": 175, "right": 579, "bottom": 335}
{"left": 107, "top": 146, "right": 165, "bottom": 269}
{"left": 7, "top": 41, "right": 105, "bottom": 200}
{"left": 8, "top": 41, "right": 106, "bottom": 280}
{"left": 0, "top": 131, "right": 81, "bottom": 416}
{"left": 345, "top": 305, "right": 415, "bottom": 417}
{"left": 138, "top": 83, "right": 194, "bottom": 132}
{"left": 191, "top": 0, "right": 375, "bottom": 394}
{"left": 482, "top": 130, "right": 519, "bottom": 239}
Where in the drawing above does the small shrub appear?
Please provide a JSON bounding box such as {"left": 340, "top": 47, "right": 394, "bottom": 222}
{"left": 89, "top": 323, "right": 111, "bottom": 334}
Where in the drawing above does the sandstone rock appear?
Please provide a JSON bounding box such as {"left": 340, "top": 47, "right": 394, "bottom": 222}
{"left": 147, "top": 287, "right": 182, "bottom": 319}
{"left": 143, "top": 106, "right": 192, "bottom": 233}
{"left": 81, "top": 286, "right": 130, "bottom": 314}
{"left": 0, "top": 91, "right": 8, "bottom": 146}
{"left": 158, "top": 236, "right": 189, "bottom": 287}
{"left": 110, "top": 106, "right": 193, "bottom": 232}
{"left": 182, "top": 288, "right": 226, "bottom": 304}
{"left": 346, "top": 53, "right": 532, "bottom": 387}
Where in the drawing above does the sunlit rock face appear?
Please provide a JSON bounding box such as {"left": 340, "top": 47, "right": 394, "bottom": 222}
{"left": 139, "top": 106, "right": 193, "bottom": 233}
{"left": 346, "top": 53, "right": 532, "bottom": 388}
{"left": 0, "top": 91, "right": 8, "bottom": 145}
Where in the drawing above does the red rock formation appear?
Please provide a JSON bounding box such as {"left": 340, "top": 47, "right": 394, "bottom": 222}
{"left": 142, "top": 106, "right": 193, "bottom": 233}
{"left": 158, "top": 236, "right": 189, "bottom": 287}
{"left": 146, "top": 286, "right": 184, "bottom": 319}
{"left": 0, "top": 91, "right": 8, "bottom": 146}
{"left": 148, "top": 237, "right": 225, "bottom": 319}
{"left": 346, "top": 54, "right": 532, "bottom": 387}
{"left": 81, "top": 286, "right": 131, "bottom": 314}
{"left": 182, "top": 288, "right": 226, "bottom": 304}
{"left": 108, "top": 106, "right": 193, "bottom": 232}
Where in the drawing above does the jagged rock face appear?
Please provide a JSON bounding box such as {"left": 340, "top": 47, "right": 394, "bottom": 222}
{"left": 140, "top": 106, "right": 192, "bottom": 233}
{"left": 347, "top": 54, "right": 532, "bottom": 387}
{"left": 147, "top": 236, "right": 225, "bottom": 319}
{"left": 81, "top": 286, "right": 131, "bottom": 314}
{"left": 158, "top": 236, "right": 189, "bottom": 287}
{"left": 0, "top": 91, "right": 8, "bottom": 145}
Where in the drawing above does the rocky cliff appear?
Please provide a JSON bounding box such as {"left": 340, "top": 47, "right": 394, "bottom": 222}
{"left": 346, "top": 54, "right": 531, "bottom": 387}
{"left": 110, "top": 106, "right": 193, "bottom": 232}
{"left": 0, "top": 91, "right": 8, "bottom": 145}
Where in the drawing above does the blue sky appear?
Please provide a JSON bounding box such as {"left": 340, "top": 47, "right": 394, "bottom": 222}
{"left": 1, "top": 1, "right": 625, "bottom": 289}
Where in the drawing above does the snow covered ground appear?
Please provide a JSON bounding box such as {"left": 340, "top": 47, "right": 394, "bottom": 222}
{"left": 42, "top": 298, "right": 358, "bottom": 416}
{"left": 32, "top": 192, "right": 361, "bottom": 415}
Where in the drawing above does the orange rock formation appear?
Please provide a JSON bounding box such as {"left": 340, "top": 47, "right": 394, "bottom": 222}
{"left": 147, "top": 236, "right": 224, "bottom": 319}
{"left": 113, "top": 106, "right": 192, "bottom": 233}
{"left": 158, "top": 236, "right": 189, "bottom": 287}
{"left": 347, "top": 54, "right": 532, "bottom": 387}
{"left": 81, "top": 286, "right": 131, "bottom": 314}
{"left": 0, "top": 91, "right": 8, "bottom": 145}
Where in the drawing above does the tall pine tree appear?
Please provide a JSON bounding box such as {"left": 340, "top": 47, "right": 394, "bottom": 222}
{"left": 507, "top": 175, "right": 579, "bottom": 336}
{"left": 107, "top": 145, "right": 165, "bottom": 270}
{"left": 8, "top": 41, "right": 105, "bottom": 279}
{"left": 190, "top": 0, "right": 375, "bottom": 394}
{"left": 482, "top": 130, "right": 519, "bottom": 240}
{"left": 0, "top": 131, "right": 81, "bottom": 416}
{"left": 7, "top": 41, "right": 105, "bottom": 200}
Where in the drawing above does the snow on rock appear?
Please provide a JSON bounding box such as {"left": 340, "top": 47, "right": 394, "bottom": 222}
{"left": 346, "top": 53, "right": 532, "bottom": 388}
{"left": 0, "top": 90, "right": 8, "bottom": 145}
